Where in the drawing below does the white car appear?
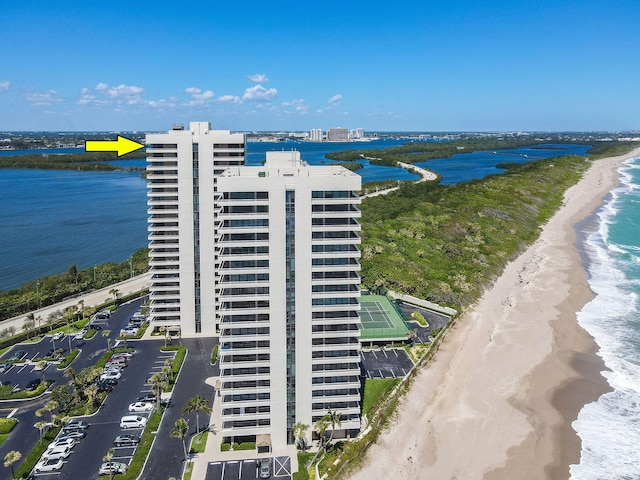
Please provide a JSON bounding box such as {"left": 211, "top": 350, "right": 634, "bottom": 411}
{"left": 120, "top": 327, "right": 138, "bottom": 336}
{"left": 100, "top": 371, "right": 122, "bottom": 381}
{"left": 120, "top": 415, "right": 148, "bottom": 429}
{"left": 51, "top": 332, "right": 64, "bottom": 341}
{"left": 34, "top": 457, "right": 64, "bottom": 473}
{"left": 46, "top": 438, "right": 76, "bottom": 451}
{"left": 42, "top": 445, "right": 72, "bottom": 460}
{"left": 99, "top": 462, "right": 128, "bottom": 475}
{"left": 128, "top": 401, "right": 153, "bottom": 413}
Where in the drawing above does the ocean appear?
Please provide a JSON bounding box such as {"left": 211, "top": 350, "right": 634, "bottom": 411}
{"left": 571, "top": 156, "right": 640, "bottom": 479}
{"left": 0, "top": 142, "right": 587, "bottom": 290}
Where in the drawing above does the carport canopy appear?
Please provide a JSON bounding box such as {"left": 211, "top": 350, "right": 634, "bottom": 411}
{"left": 256, "top": 434, "right": 271, "bottom": 453}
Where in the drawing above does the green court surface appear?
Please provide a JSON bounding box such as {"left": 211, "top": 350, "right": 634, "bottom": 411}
{"left": 360, "top": 294, "right": 411, "bottom": 341}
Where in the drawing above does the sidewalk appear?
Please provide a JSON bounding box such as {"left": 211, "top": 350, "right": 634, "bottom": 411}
{"left": 189, "top": 375, "right": 299, "bottom": 480}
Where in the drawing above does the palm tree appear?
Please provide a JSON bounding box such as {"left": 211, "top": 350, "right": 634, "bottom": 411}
{"left": 149, "top": 373, "right": 166, "bottom": 411}
{"left": 310, "top": 417, "right": 330, "bottom": 465}
{"left": 293, "top": 422, "right": 310, "bottom": 450}
{"left": 102, "top": 448, "right": 115, "bottom": 480}
{"left": 109, "top": 288, "right": 120, "bottom": 306}
{"left": 85, "top": 384, "right": 99, "bottom": 414}
{"left": 182, "top": 395, "right": 211, "bottom": 434}
{"left": 44, "top": 400, "right": 58, "bottom": 424}
{"left": 164, "top": 358, "right": 174, "bottom": 382}
{"left": 326, "top": 410, "right": 342, "bottom": 445}
{"left": 117, "top": 331, "right": 128, "bottom": 349}
{"left": 34, "top": 420, "right": 48, "bottom": 441}
{"left": 102, "top": 330, "right": 112, "bottom": 351}
{"left": 170, "top": 418, "right": 190, "bottom": 461}
{"left": 3, "top": 451, "right": 21, "bottom": 480}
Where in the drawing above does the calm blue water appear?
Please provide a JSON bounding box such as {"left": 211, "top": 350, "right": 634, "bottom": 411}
{"left": 416, "top": 144, "right": 591, "bottom": 184}
{"left": 1, "top": 141, "right": 588, "bottom": 290}
{"left": 570, "top": 156, "right": 640, "bottom": 479}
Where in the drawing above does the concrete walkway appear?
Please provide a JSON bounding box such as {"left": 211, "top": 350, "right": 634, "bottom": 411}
{"left": 361, "top": 161, "right": 436, "bottom": 199}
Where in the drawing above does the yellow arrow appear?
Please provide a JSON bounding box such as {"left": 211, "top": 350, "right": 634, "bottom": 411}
{"left": 85, "top": 135, "right": 144, "bottom": 157}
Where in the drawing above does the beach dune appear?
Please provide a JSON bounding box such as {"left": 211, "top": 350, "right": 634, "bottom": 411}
{"left": 348, "top": 147, "right": 640, "bottom": 480}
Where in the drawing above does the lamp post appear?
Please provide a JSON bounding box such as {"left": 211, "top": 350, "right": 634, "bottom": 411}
{"left": 36, "top": 280, "right": 40, "bottom": 310}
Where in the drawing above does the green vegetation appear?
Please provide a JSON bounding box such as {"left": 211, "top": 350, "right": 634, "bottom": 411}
{"left": 0, "top": 151, "right": 145, "bottom": 171}
{"left": 0, "top": 248, "right": 149, "bottom": 322}
{"left": 14, "top": 427, "right": 60, "bottom": 479}
{"left": 0, "top": 418, "right": 18, "bottom": 435}
{"left": 331, "top": 162, "right": 363, "bottom": 171}
{"left": 160, "top": 345, "right": 186, "bottom": 392}
{"left": 220, "top": 441, "right": 255, "bottom": 451}
{"left": 116, "top": 408, "right": 163, "bottom": 480}
{"left": 293, "top": 453, "right": 314, "bottom": 480}
{"left": 0, "top": 380, "right": 53, "bottom": 400}
{"left": 189, "top": 432, "right": 208, "bottom": 454}
{"left": 359, "top": 154, "right": 594, "bottom": 311}
{"left": 362, "top": 378, "right": 401, "bottom": 416}
{"left": 57, "top": 349, "right": 80, "bottom": 369}
{"left": 211, "top": 344, "right": 218, "bottom": 364}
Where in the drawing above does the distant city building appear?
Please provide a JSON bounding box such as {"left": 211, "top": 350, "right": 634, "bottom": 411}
{"left": 355, "top": 128, "right": 365, "bottom": 139}
{"left": 145, "top": 122, "right": 246, "bottom": 337}
{"left": 309, "top": 128, "right": 323, "bottom": 142}
{"left": 216, "top": 150, "right": 362, "bottom": 449}
{"left": 327, "top": 128, "right": 349, "bottom": 142}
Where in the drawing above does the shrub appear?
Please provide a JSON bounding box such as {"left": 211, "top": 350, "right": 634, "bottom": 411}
{"left": 0, "top": 417, "right": 18, "bottom": 434}
{"left": 211, "top": 344, "right": 218, "bottom": 364}
{"left": 14, "top": 427, "right": 60, "bottom": 479}
{"left": 57, "top": 349, "right": 80, "bottom": 369}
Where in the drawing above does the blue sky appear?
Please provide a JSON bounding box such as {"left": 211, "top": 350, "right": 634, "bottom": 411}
{"left": 1, "top": 0, "right": 638, "bottom": 132}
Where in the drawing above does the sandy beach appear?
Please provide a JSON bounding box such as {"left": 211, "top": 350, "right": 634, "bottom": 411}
{"left": 349, "top": 147, "right": 640, "bottom": 480}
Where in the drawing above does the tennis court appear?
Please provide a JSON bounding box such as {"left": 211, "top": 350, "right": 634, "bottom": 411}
{"left": 360, "top": 295, "right": 411, "bottom": 341}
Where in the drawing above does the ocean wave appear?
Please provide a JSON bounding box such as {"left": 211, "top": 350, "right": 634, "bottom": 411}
{"left": 571, "top": 157, "right": 640, "bottom": 480}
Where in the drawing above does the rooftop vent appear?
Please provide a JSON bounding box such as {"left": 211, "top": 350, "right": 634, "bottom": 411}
{"left": 172, "top": 124, "right": 185, "bottom": 131}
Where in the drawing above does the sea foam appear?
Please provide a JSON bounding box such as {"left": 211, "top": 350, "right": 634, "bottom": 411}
{"left": 570, "top": 158, "right": 640, "bottom": 480}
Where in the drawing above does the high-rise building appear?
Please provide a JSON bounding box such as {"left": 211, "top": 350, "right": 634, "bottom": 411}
{"left": 355, "top": 128, "right": 365, "bottom": 140}
{"left": 309, "top": 128, "right": 323, "bottom": 142}
{"left": 216, "top": 150, "right": 362, "bottom": 449}
{"left": 327, "top": 128, "right": 349, "bottom": 142}
{"left": 146, "top": 122, "right": 246, "bottom": 337}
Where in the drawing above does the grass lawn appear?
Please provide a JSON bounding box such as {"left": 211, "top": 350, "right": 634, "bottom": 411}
{"left": 189, "top": 431, "right": 208, "bottom": 454}
{"left": 362, "top": 378, "right": 400, "bottom": 416}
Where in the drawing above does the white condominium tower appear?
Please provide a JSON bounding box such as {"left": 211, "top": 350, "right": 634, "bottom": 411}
{"left": 146, "top": 122, "right": 246, "bottom": 337}
{"left": 216, "top": 150, "right": 362, "bottom": 449}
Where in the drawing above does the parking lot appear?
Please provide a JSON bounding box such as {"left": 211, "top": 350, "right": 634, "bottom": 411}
{"left": 360, "top": 348, "right": 414, "bottom": 379}
{"left": 207, "top": 456, "right": 292, "bottom": 480}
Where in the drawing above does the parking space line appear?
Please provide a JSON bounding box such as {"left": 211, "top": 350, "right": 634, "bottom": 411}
{"left": 393, "top": 349, "right": 398, "bottom": 357}
{"left": 382, "top": 349, "right": 388, "bottom": 358}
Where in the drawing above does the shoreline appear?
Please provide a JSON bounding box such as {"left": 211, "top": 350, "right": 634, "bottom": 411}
{"left": 348, "top": 147, "right": 640, "bottom": 480}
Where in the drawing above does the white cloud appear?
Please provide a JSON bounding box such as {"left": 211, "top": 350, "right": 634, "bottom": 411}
{"left": 183, "top": 87, "right": 215, "bottom": 106}
{"left": 24, "top": 90, "right": 62, "bottom": 106}
{"left": 243, "top": 84, "right": 278, "bottom": 101}
{"left": 0, "top": 81, "right": 9, "bottom": 92}
{"left": 316, "top": 94, "right": 344, "bottom": 113}
{"left": 328, "top": 94, "right": 342, "bottom": 106}
{"left": 217, "top": 95, "right": 242, "bottom": 104}
{"left": 248, "top": 74, "right": 269, "bottom": 83}
{"left": 148, "top": 97, "right": 180, "bottom": 109}
{"left": 282, "top": 99, "right": 309, "bottom": 114}
{"left": 78, "top": 83, "right": 145, "bottom": 107}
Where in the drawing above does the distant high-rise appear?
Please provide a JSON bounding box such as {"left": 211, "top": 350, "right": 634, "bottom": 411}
{"left": 216, "top": 150, "right": 362, "bottom": 449}
{"left": 146, "top": 122, "right": 246, "bottom": 337}
{"left": 309, "top": 128, "right": 323, "bottom": 142}
{"left": 327, "top": 128, "right": 349, "bottom": 142}
{"left": 355, "top": 128, "right": 365, "bottom": 139}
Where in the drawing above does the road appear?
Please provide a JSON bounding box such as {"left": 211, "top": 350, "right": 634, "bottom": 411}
{"left": 0, "top": 273, "right": 151, "bottom": 334}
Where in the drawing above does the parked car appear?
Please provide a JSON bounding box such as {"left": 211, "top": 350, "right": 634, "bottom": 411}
{"left": 42, "top": 445, "right": 72, "bottom": 460}
{"left": 51, "top": 332, "right": 64, "bottom": 341}
{"left": 8, "top": 349, "right": 26, "bottom": 361}
{"left": 99, "top": 462, "right": 127, "bottom": 475}
{"left": 33, "top": 458, "right": 64, "bottom": 473}
{"left": 106, "top": 358, "right": 127, "bottom": 368}
{"left": 112, "top": 352, "right": 134, "bottom": 360}
{"left": 120, "top": 327, "right": 138, "bottom": 336}
{"left": 96, "top": 380, "right": 114, "bottom": 392}
{"left": 58, "top": 428, "right": 86, "bottom": 440}
{"left": 120, "top": 415, "right": 148, "bottom": 429}
{"left": 136, "top": 393, "right": 156, "bottom": 403}
{"left": 259, "top": 458, "right": 272, "bottom": 479}
{"left": 74, "top": 330, "right": 86, "bottom": 340}
{"left": 103, "top": 366, "right": 122, "bottom": 375}
{"left": 100, "top": 371, "right": 122, "bottom": 381}
{"left": 64, "top": 420, "right": 89, "bottom": 430}
{"left": 96, "top": 311, "right": 111, "bottom": 319}
{"left": 0, "top": 362, "right": 12, "bottom": 373}
{"left": 26, "top": 378, "right": 41, "bottom": 390}
{"left": 113, "top": 434, "right": 140, "bottom": 447}
{"left": 128, "top": 401, "right": 153, "bottom": 413}
{"left": 46, "top": 438, "right": 76, "bottom": 451}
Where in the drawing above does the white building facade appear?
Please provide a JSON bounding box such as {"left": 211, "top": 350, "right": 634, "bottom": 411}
{"left": 146, "top": 122, "right": 246, "bottom": 337}
{"left": 216, "top": 151, "right": 362, "bottom": 448}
